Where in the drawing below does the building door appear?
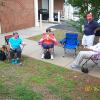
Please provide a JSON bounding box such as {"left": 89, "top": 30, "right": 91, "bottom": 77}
{"left": 42, "top": 0, "right": 49, "bottom": 10}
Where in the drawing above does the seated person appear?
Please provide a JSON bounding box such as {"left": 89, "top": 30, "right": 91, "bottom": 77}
{"left": 8, "top": 32, "right": 25, "bottom": 63}
{"left": 71, "top": 37, "right": 100, "bottom": 68}
{"left": 39, "top": 28, "right": 58, "bottom": 59}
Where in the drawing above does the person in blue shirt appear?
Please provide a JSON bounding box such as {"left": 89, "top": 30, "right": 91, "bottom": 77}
{"left": 8, "top": 32, "right": 25, "bottom": 63}
{"left": 82, "top": 12, "right": 100, "bottom": 48}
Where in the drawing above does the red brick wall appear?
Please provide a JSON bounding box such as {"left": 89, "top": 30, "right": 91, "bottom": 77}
{"left": 0, "top": 0, "right": 35, "bottom": 33}
{"left": 38, "top": 0, "right": 42, "bottom": 9}
{"left": 54, "top": 0, "right": 64, "bottom": 12}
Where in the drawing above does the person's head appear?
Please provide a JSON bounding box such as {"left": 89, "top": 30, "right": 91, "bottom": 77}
{"left": 86, "top": 12, "right": 93, "bottom": 22}
{"left": 13, "top": 32, "right": 19, "bottom": 39}
{"left": 46, "top": 28, "right": 51, "bottom": 33}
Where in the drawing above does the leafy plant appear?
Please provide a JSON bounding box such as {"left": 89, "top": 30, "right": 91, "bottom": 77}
{"left": 66, "top": 0, "right": 100, "bottom": 21}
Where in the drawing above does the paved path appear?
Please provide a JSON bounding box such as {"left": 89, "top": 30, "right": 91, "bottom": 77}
{"left": 49, "top": 21, "right": 78, "bottom": 33}
{"left": 0, "top": 22, "right": 100, "bottom": 78}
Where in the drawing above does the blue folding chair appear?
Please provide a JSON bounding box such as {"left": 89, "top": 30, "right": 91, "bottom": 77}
{"left": 60, "top": 33, "right": 80, "bottom": 57}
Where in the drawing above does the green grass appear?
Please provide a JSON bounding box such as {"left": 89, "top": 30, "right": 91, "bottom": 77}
{"left": 14, "top": 85, "right": 42, "bottom": 100}
{"left": 29, "top": 29, "right": 68, "bottom": 42}
{"left": 29, "top": 29, "right": 83, "bottom": 45}
{"left": 0, "top": 56, "right": 100, "bottom": 100}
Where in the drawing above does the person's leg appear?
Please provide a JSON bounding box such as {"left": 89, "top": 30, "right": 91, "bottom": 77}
{"left": 82, "top": 35, "right": 87, "bottom": 48}
{"left": 71, "top": 51, "right": 93, "bottom": 67}
{"left": 86, "top": 35, "right": 95, "bottom": 47}
{"left": 48, "top": 44, "right": 54, "bottom": 59}
{"left": 41, "top": 44, "right": 48, "bottom": 59}
{"left": 16, "top": 47, "right": 22, "bottom": 59}
{"left": 10, "top": 49, "right": 15, "bottom": 59}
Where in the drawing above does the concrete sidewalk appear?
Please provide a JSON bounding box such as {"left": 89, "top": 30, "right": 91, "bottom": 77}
{"left": 22, "top": 39, "right": 100, "bottom": 78}
{"left": 0, "top": 22, "right": 100, "bottom": 78}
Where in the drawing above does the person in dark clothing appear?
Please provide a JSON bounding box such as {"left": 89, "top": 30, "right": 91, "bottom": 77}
{"left": 82, "top": 12, "right": 100, "bottom": 48}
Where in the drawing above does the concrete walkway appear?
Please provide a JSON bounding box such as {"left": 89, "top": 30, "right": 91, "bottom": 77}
{"left": 0, "top": 22, "right": 100, "bottom": 78}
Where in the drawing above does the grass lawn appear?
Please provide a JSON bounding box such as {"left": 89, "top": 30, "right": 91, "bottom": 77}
{"left": 29, "top": 29, "right": 83, "bottom": 42}
{"left": 0, "top": 56, "right": 100, "bottom": 100}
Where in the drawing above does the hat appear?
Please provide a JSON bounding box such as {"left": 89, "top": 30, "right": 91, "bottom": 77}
{"left": 13, "top": 32, "right": 18, "bottom": 35}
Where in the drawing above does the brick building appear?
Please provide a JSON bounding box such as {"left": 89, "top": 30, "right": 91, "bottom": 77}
{"left": 0, "top": 0, "right": 64, "bottom": 33}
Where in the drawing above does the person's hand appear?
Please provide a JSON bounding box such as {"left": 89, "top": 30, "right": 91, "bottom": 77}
{"left": 82, "top": 48, "right": 93, "bottom": 51}
{"left": 6, "top": 45, "right": 10, "bottom": 51}
{"left": 22, "top": 43, "right": 26, "bottom": 47}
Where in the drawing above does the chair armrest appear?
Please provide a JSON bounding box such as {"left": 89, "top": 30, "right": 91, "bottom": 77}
{"left": 60, "top": 38, "right": 66, "bottom": 45}
{"left": 77, "top": 40, "right": 80, "bottom": 45}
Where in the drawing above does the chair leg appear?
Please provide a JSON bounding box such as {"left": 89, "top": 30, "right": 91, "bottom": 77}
{"left": 82, "top": 57, "right": 91, "bottom": 68}
{"left": 74, "top": 49, "right": 77, "bottom": 57}
{"left": 82, "top": 56, "right": 99, "bottom": 69}
{"left": 63, "top": 48, "right": 66, "bottom": 57}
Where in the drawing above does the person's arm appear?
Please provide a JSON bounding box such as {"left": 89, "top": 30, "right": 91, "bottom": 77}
{"left": 20, "top": 38, "right": 26, "bottom": 49}
{"left": 82, "top": 47, "right": 93, "bottom": 51}
{"left": 49, "top": 35, "right": 59, "bottom": 45}
{"left": 86, "top": 43, "right": 100, "bottom": 52}
{"left": 48, "top": 34, "right": 56, "bottom": 42}
{"left": 94, "top": 27, "right": 100, "bottom": 34}
{"left": 8, "top": 38, "right": 14, "bottom": 50}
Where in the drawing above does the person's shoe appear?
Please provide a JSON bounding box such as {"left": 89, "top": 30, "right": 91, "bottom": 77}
{"left": 14, "top": 59, "right": 18, "bottom": 64}
{"left": 71, "top": 64, "right": 80, "bottom": 68}
{"left": 41, "top": 54, "right": 44, "bottom": 59}
{"left": 14, "top": 58, "right": 20, "bottom": 64}
{"left": 51, "top": 55, "right": 54, "bottom": 60}
{"left": 16, "top": 58, "right": 20, "bottom": 64}
{"left": 11, "top": 59, "right": 15, "bottom": 64}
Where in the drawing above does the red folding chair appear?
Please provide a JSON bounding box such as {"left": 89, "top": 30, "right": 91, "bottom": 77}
{"left": 5, "top": 35, "right": 13, "bottom": 45}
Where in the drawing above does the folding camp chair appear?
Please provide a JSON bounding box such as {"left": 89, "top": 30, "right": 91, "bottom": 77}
{"left": 4, "top": 35, "right": 13, "bottom": 61}
{"left": 60, "top": 33, "right": 80, "bottom": 57}
{"left": 5, "top": 35, "right": 13, "bottom": 45}
{"left": 82, "top": 52, "right": 100, "bottom": 69}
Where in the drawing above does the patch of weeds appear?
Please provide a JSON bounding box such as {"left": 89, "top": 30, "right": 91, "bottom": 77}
{"left": 0, "top": 83, "right": 9, "bottom": 95}
{"left": 63, "top": 93, "right": 72, "bottom": 100}
{"left": 54, "top": 75, "right": 76, "bottom": 92}
{"left": 47, "top": 84, "right": 60, "bottom": 96}
{"left": 47, "top": 84, "right": 73, "bottom": 100}
{"left": 65, "top": 80, "right": 76, "bottom": 92}
{"left": 90, "top": 92, "right": 100, "bottom": 100}
{"left": 36, "top": 66, "right": 52, "bottom": 77}
{"left": 0, "top": 80, "right": 10, "bottom": 97}
{"left": 54, "top": 75, "right": 65, "bottom": 84}
{"left": 29, "top": 76, "right": 47, "bottom": 85}
{"left": 14, "top": 85, "right": 42, "bottom": 100}
{"left": 36, "top": 64, "right": 66, "bottom": 78}
{"left": 0, "top": 61, "right": 10, "bottom": 68}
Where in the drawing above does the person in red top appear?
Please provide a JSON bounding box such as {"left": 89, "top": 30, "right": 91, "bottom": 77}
{"left": 39, "top": 28, "right": 58, "bottom": 59}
